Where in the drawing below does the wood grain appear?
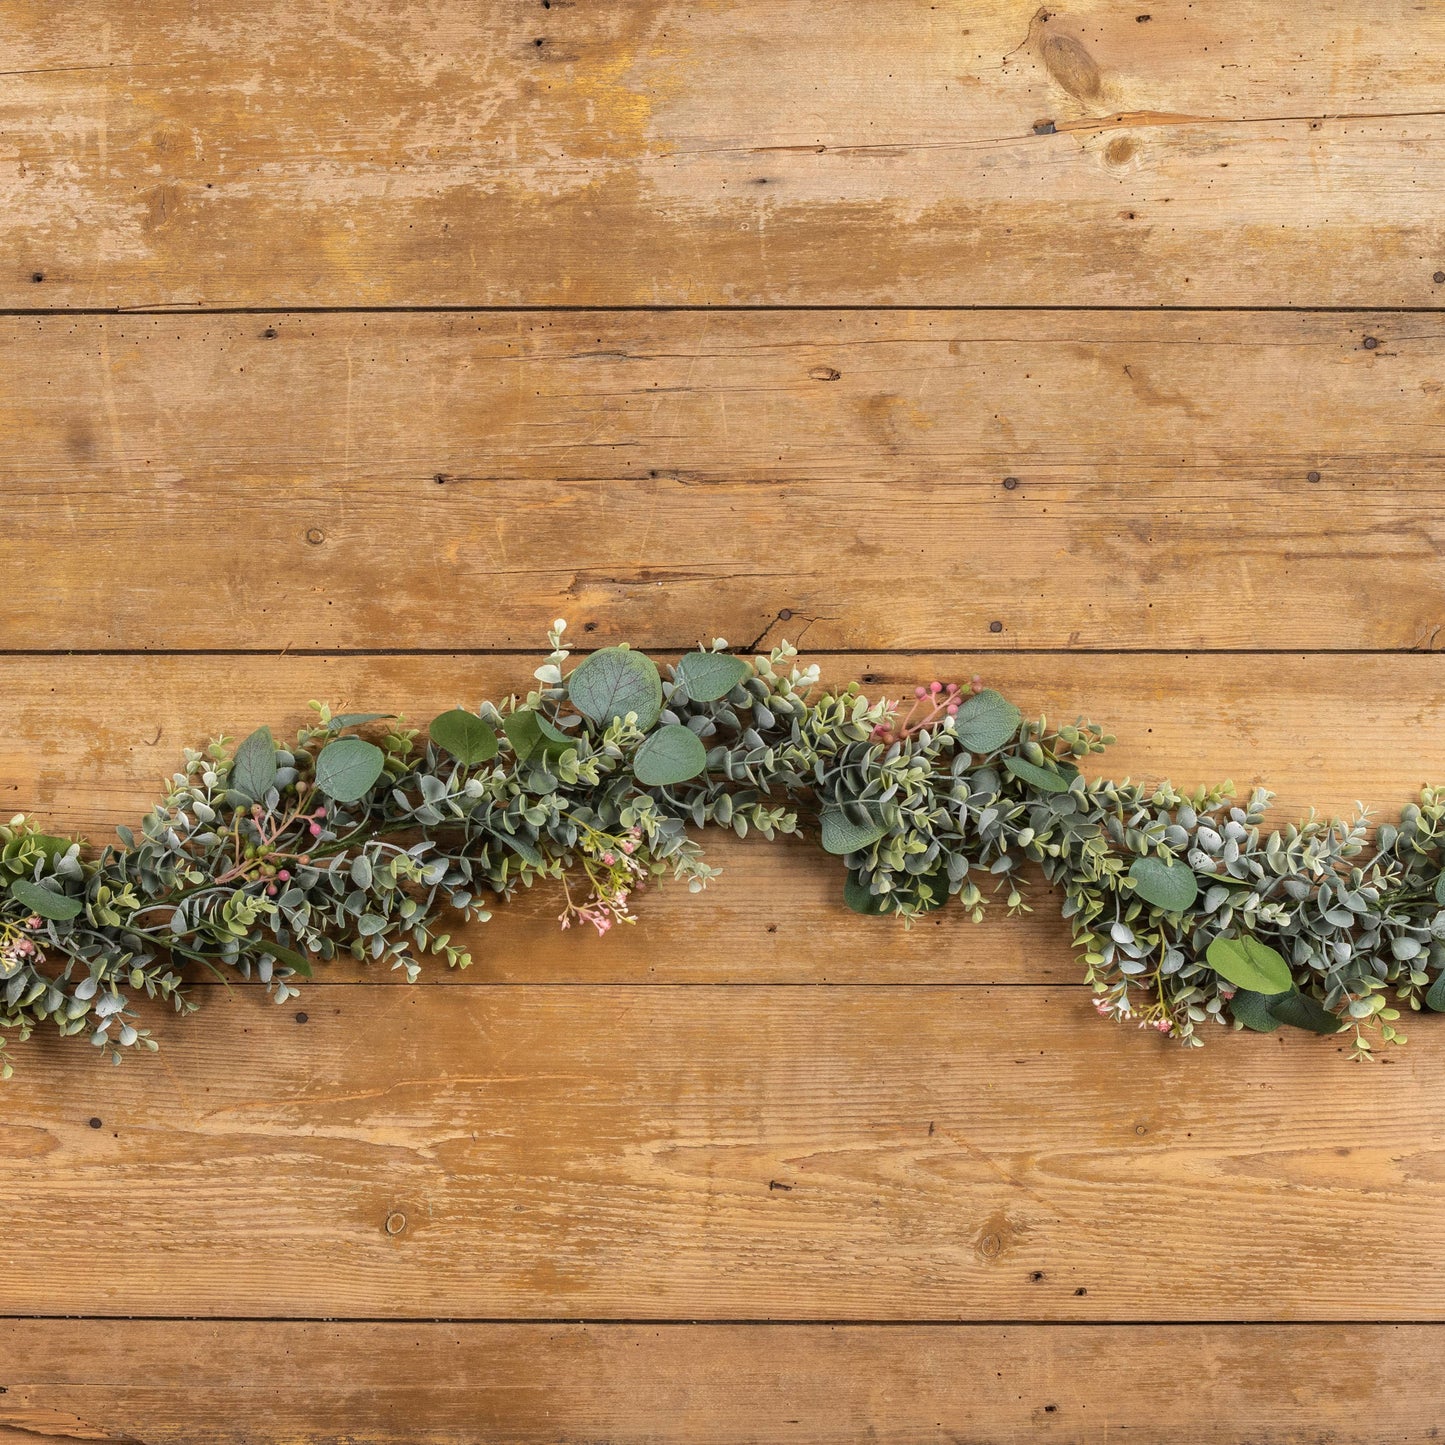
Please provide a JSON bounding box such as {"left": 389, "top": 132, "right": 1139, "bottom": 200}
{"left": 3, "top": 1321, "right": 1442, "bottom": 1443}
{"left": 3, "top": 310, "right": 1444, "bottom": 651}
{"left": 4, "top": 649, "right": 1445, "bottom": 987}
{"left": 0, "top": 984, "right": 1440, "bottom": 1319}
{"left": 3, "top": 2, "right": 1445, "bottom": 308}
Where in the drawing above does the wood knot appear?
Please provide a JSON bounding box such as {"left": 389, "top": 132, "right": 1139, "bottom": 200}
{"left": 1042, "top": 34, "right": 1102, "bottom": 100}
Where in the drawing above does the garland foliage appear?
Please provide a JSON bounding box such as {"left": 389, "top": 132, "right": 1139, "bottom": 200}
{"left": 4, "top": 622, "right": 1445, "bottom": 1076}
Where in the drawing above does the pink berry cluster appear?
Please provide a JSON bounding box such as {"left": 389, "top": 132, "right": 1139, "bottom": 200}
{"left": 870, "top": 676, "right": 986, "bottom": 746}
{"left": 559, "top": 826, "right": 646, "bottom": 936}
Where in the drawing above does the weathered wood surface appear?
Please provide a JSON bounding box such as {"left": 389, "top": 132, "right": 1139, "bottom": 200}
{"left": 3, "top": 2, "right": 1445, "bottom": 308}
{"left": 4, "top": 650, "right": 1444, "bottom": 987}
{"left": 3, "top": 1322, "right": 1441, "bottom": 1444}
{"left": 3, "top": 310, "right": 1444, "bottom": 652}
{"left": 0, "top": 985, "right": 1437, "bottom": 1320}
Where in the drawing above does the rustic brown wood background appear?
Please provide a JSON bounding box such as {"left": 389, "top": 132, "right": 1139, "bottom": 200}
{"left": 3, "top": 2, "right": 1444, "bottom": 1440}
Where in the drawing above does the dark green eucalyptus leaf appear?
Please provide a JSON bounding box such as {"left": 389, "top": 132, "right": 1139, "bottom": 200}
{"left": 231, "top": 725, "right": 279, "bottom": 801}
{"left": 314, "top": 738, "right": 385, "bottom": 803}
{"left": 502, "top": 709, "right": 572, "bottom": 765}
{"left": 1230, "top": 988, "right": 1285, "bottom": 1033}
{"left": 675, "top": 651, "right": 750, "bottom": 702}
{"left": 1128, "top": 855, "right": 1199, "bottom": 913}
{"left": 843, "top": 871, "right": 887, "bottom": 915}
{"left": 1003, "top": 754, "right": 1076, "bottom": 794}
{"left": 1206, "top": 935, "right": 1293, "bottom": 995}
{"left": 567, "top": 647, "right": 663, "bottom": 729}
{"left": 1435, "top": 872, "right": 1445, "bottom": 906}
{"left": 429, "top": 709, "right": 499, "bottom": 766}
{"left": 1268, "top": 991, "right": 1345, "bottom": 1034}
{"left": 1425, "top": 972, "right": 1445, "bottom": 1012}
{"left": 820, "top": 803, "right": 889, "bottom": 856}
{"left": 632, "top": 724, "right": 708, "bottom": 787}
{"left": 951, "top": 689, "right": 1023, "bottom": 754}
{"left": 9, "top": 877, "right": 83, "bottom": 921}
{"left": 262, "top": 940, "right": 314, "bottom": 977}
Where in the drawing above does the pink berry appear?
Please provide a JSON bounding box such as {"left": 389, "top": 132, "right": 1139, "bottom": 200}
{"left": 277, "top": 869, "right": 290, "bottom": 881}
{"left": 914, "top": 686, "right": 926, "bottom": 699}
{"left": 308, "top": 822, "right": 322, "bottom": 837}
{"left": 929, "top": 681, "right": 942, "bottom": 694}
{"left": 947, "top": 703, "right": 959, "bottom": 716}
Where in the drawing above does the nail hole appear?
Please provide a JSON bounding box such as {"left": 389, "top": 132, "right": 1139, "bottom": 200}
{"left": 31, "top": 271, "right": 45, "bottom": 283}
{"left": 261, "top": 326, "right": 278, "bottom": 339}
{"left": 1002, "top": 476, "right": 1019, "bottom": 490}
{"left": 1434, "top": 271, "right": 1445, "bottom": 284}
{"left": 434, "top": 473, "right": 449, "bottom": 485}
{"left": 1031, "top": 1270, "right": 1045, "bottom": 1282}
{"left": 1363, "top": 336, "right": 1379, "bottom": 350}
{"left": 1074, "top": 1286, "right": 1088, "bottom": 1295}
{"left": 295, "top": 1011, "right": 308, "bottom": 1023}
{"left": 808, "top": 365, "right": 842, "bottom": 381}
{"left": 1306, "top": 470, "right": 1321, "bottom": 483}
{"left": 989, "top": 620, "right": 1003, "bottom": 633}
{"left": 305, "top": 528, "right": 325, "bottom": 546}
{"left": 88, "top": 1117, "right": 102, "bottom": 1129}
{"left": 778, "top": 608, "right": 793, "bottom": 621}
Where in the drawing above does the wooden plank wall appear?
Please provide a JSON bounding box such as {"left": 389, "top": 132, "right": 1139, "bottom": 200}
{"left": 3, "top": 2, "right": 1444, "bottom": 1440}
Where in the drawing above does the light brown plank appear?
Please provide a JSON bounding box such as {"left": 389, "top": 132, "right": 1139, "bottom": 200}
{"left": 3, "top": 310, "right": 1444, "bottom": 651}
{"left": 0, "top": 984, "right": 1440, "bottom": 1319}
{"left": 4, "top": 650, "right": 1445, "bottom": 986}
{"left": 2, "top": 1322, "right": 1441, "bottom": 1443}
{"left": 2, "top": 2, "right": 1444, "bottom": 307}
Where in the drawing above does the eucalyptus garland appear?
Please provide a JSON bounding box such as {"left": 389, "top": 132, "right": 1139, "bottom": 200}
{"left": 3, "top": 621, "right": 1445, "bottom": 1078}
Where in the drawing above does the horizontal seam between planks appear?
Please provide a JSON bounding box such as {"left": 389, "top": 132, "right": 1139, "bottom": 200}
{"left": 0, "top": 648, "right": 1441, "bottom": 661}
{"left": 0, "top": 1316, "right": 1437, "bottom": 1327}
{"left": 0, "top": 305, "right": 1443, "bottom": 317}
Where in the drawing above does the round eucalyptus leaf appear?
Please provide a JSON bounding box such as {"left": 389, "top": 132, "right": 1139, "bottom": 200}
{"left": 314, "top": 737, "right": 385, "bottom": 803}
{"left": 567, "top": 647, "right": 663, "bottom": 730}
{"left": 675, "top": 651, "right": 750, "bottom": 702}
{"left": 951, "top": 689, "right": 1022, "bottom": 754}
{"left": 632, "top": 724, "right": 708, "bottom": 787}
{"left": 820, "top": 803, "right": 889, "bottom": 856}
{"left": 1206, "top": 935, "right": 1293, "bottom": 995}
{"left": 231, "top": 725, "right": 278, "bottom": 801}
{"left": 9, "top": 877, "right": 83, "bottom": 921}
{"left": 1435, "top": 872, "right": 1445, "bottom": 906}
{"left": 1128, "top": 856, "right": 1199, "bottom": 913}
{"left": 429, "top": 709, "right": 499, "bottom": 766}
{"left": 1425, "top": 972, "right": 1445, "bottom": 1012}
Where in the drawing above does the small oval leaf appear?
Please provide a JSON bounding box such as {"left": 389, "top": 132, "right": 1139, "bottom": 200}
{"left": 820, "top": 803, "right": 889, "bottom": 856}
{"left": 1128, "top": 856, "right": 1199, "bottom": 913}
{"left": 632, "top": 724, "right": 708, "bottom": 787}
{"left": 429, "top": 709, "right": 499, "bottom": 766}
{"left": 9, "top": 878, "right": 83, "bottom": 921}
{"left": 951, "top": 689, "right": 1023, "bottom": 754}
{"left": 1003, "top": 754, "right": 1076, "bottom": 794}
{"left": 313, "top": 737, "right": 385, "bottom": 804}
{"left": 675, "top": 651, "right": 751, "bottom": 703}
{"left": 1206, "top": 935, "right": 1294, "bottom": 995}
{"left": 231, "top": 726, "right": 278, "bottom": 801}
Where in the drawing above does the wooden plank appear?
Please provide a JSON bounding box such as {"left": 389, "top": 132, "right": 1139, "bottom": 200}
{"left": 3, "top": 2, "right": 1444, "bottom": 307}
{"left": 0, "top": 984, "right": 1440, "bottom": 1319}
{"left": 3, "top": 310, "right": 1443, "bottom": 652}
{"left": 2, "top": 1322, "right": 1441, "bottom": 1443}
{"left": 4, "top": 649, "right": 1445, "bottom": 987}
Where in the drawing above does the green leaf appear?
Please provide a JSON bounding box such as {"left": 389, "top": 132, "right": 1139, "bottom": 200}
{"left": 313, "top": 737, "right": 385, "bottom": 804}
{"left": 1206, "top": 935, "right": 1294, "bottom": 995}
{"left": 1425, "top": 972, "right": 1445, "bottom": 1012}
{"left": 326, "top": 712, "right": 394, "bottom": 732}
{"left": 429, "top": 709, "right": 499, "bottom": 766}
{"left": 567, "top": 647, "right": 663, "bottom": 730}
{"left": 632, "top": 724, "right": 708, "bottom": 787}
{"left": 1003, "top": 754, "right": 1077, "bottom": 794}
{"left": 1230, "top": 988, "right": 1285, "bottom": 1033}
{"left": 502, "top": 708, "right": 572, "bottom": 765}
{"left": 9, "top": 878, "right": 83, "bottom": 921}
{"left": 1268, "top": 991, "right": 1345, "bottom": 1035}
{"left": 1435, "top": 872, "right": 1445, "bottom": 906}
{"left": 952, "top": 689, "right": 1022, "bottom": 754}
{"left": 675, "top": 651, "right": 750, "bottom": 702}
{"left": 1128, "top": 856, "right": 1199, "bottom": 913}
{"left": 843, "top": 872, "right": 887, "bottom": 915}
{"left": 231, "top": 725, "right": 279, "bottom": 801}
{"left": 820, "top": 803, "right": 889, "bottom": 856}
{"left": 262, "top": 940, "right": 313, "bottom": 977}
